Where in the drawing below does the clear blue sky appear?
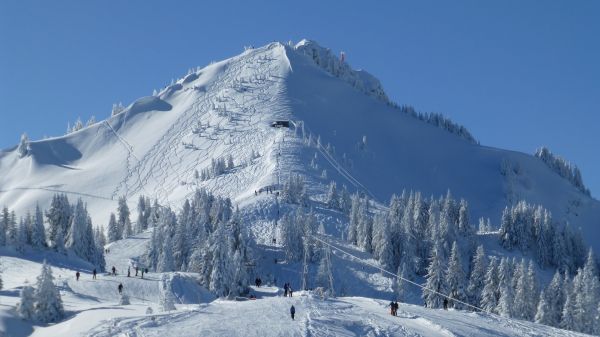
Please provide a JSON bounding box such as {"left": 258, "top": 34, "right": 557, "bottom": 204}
{"left": 1, "top": 1, "right": 599, "bottom": 197}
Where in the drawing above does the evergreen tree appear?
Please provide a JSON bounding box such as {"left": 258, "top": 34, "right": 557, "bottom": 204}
{"left": 46, "top": 193, "right": 71, "bottom": 249}
{"left": 326, "top": 181, "right": 339, "bottom": 210}
{"left": 15, "top": 218, "right": 28, "bottom": 252}
{"left": 17, "top": 285, "right": 35, "bottom": 320}
{"left": 107, "top": 213, "right": 119, "bottom": 243}
{"left": 209, "top": 224, "right": 232, "bottom": 297}
{"left": 117, "top": 196, "right": 130, "bottom": 239}
{"left": 347, "top": 193, "right": 362, "bottom": 245}
{"left": 6, "top": 210, "right": 18, "bottom": 245}
{"left": 544, "top": 270, "right": 564, "bottom": 327}
{"left": 394, "top": 262, "right": 408, "bottom": 302}
{"left": 0, "top": 207, "right": 7, "bottom": 246}
{"left": 159, "top": 276, "right": 177, "bottom": 312}
{"left": 66, "top": 199, "right": 93, "bottom": 260}
{"left": 574, "top": 249, "right": 600, "bottom": 334}
{"left": 136, "top": 195, "right": 149, "bottom": 233}
{"left": 157, "top": 233, "right": 175, "bottom": 272}
{"left": 423, "top": 245, "right": 446, "bottom": 309}
{"left": 561, "top": 281, "right": 576, "bottom": 331}
{"left": 535, "top": 289, "right": 551, "bottom": 325}
{"left": 34, "top": 261, "right": 64, "bottom": 322}
{"left": 374, "top": 214, "right": 394, "bottom": 271}
{"left": 30, "top": 203, "right": 46, "bottom": 248}
{"left": 446, "top": 241, "right": 467, "bottom": 309}
{"left": 467, "top": 245, "right": 487, "bottom": 306}
{"left": 496, "top": 258, "right": 514, "bottom": 317}
{"left": 480, "top": 258, "right": 499, "bottom": 313}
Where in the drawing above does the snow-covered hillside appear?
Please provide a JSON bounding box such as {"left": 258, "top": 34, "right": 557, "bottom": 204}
{"left": 0, "top": 233, "right": 590, "bottom": 337}
{"left": 1, "top": 39, "right": 599, "bottom": 336}
{"left": 0, "top": 40, "right": 597, "bottom": 249}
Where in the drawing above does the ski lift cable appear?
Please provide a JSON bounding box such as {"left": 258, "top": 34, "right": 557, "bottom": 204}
{"left": 310, "top": 234, "right": 545, "bottom": 334}
{"left": 309, "top": 234, "right": 485, "bottom": 313}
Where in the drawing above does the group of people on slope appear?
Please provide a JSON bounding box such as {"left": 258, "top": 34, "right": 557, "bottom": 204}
{"left": 389, "top": 300, "right": 400, "bottom": 316}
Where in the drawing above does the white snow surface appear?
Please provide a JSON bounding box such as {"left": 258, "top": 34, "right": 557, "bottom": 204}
{"left": 0, "top": 231, "right": 588, "bottom": 337}
{"left": 0, "top": 40, "right": 598, "bottom": 336}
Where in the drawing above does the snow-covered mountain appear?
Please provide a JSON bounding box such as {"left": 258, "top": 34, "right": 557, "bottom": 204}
{"left": 1, "top": 39, "right": 600, "bottom": 336}
{"left": 1, "top": 39, "right": 598, "bottom": 251}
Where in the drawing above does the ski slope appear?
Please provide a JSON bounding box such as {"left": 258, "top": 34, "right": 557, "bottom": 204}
{"left": 1, "top": 231, "right": 589, "bottom": 337}
{"left": 0, "top": 40, "right": 597, "bottom": 252}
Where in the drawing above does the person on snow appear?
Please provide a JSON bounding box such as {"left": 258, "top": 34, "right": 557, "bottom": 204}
{"left": 393, "top": 301, "right": 399, "bottom": 316}
{"left": 92, "top": 268, "right": 97, "bottom": 280}
{"left": 389, "top": 301, "right": 395, "bottom": 315}
{"left": 289, "top": 286, "right": 293, "bottom": 297}
{"left": 118, "top": 283, "right": 123, "bottom": 294}
{"left": 127, "top": 267, "right": 131, "bottom": 277}
{"left": 76, "top": 271, "right": 80, "bottom": 281}
{"left": 135, "top": 266, "right": 139, "bottom": 276}
{"left": 284, "top": 283, "right": 289, "bottom": 297}
{"left": 112, "top": 266, "right": 116, "bottom": 276}
{"left": 290, "top": 305, "right": 296, "bottom": 320}
{"left": 141, "top": 268, "right": 144, "bottom": 279}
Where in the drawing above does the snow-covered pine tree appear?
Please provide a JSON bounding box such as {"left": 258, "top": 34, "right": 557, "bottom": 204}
{"left": 535, "top": 289, "right": 551, "bottom": 325}
{"left": 574, "top": 249, "right": 600, "bottom": 334}
{"left": 356, "top": 196, "right": 373, "bottom": 253}
{"left": 446, "top": 241, "right": 467, "bottom": 309}
{"left": 347, "top": 193, "right": 361, "bottom": 245}
{"left": 107, "top": 213, "right": 119, "bottom": 243}
{"left": 467, "top": 245, "right": 487, "bottom": 306}
{"left": 373, "top": 213, "right": 393, "bottom": 271}
{"left": 281, "top": 212, "right": 303, "bottom": 262}
{"left": 15, "top": 217, "right": 28, "bottom": 253}
{"left": 499, "top": 207, "right": 514, "bottom": 250}
{"left": 17, "top": 285, "right": 35, "bottom": 320}
{"left": 46, "top": 193, "right": 71, "bottom": 249}
{"left": 30, "top": 203, "right": 46, "bottom": 248}
{"left": 117, "top": 196, "right": 130, "bottom": 239}
{"left": 513, "top": 259, "right": 529, "bottom": 320}
{"left": 17, "top": 133, "right": 30, "bottom": 157}
{"left": 34, "top": 261, "right": 64, "bottom": 323}
{"left": 0, "top": 207, "right": 7, "bottom": 246}
{"left": 423, "top": 245, "right": 446, "bottom": 309}
{"left": 159, "top": 276, "right": 177, "bottom": 312}
{"left": 480, "top": 257, "right": 499, "bottom": 313}
{"left": 339, "top": 185, "right": 352, "bottom": 213}
{"left": 412, "top": 192, "right": 429, "bottom": 274}
{"left": 209, "top": 224, "right": 232, "bottom": 298}
{"left": 326, "top": 181, "right": 339, "bottom": 210}
{"left": 157, "top": 233, "right": 175, "bottom": 272}
{"left": 542, "top": 270, "right": 564, "bottom": 327}
{"left": 496, "top": 258, "right": 514, "bottom": 318}
{"left": 6, "top": 210, "right": 17, "bottom": 246}
{"left": 560, "top": 275, "right": 576, "bottom": 331}
{"left": 66, "top": 199, "right": 93, "bottom": 261}
{"left": 135, "top": 195, "right": 148, "bottom": 234}
{"left": 394, "top": 262, "right": 408, "bottom": 302}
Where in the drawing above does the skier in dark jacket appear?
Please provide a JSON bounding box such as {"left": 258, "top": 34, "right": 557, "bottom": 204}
{"left": 290, "top": 305, "right": 296, "bottom": 320}
{"left": 76, "top": 271, "right": 80, "bottom": 281}
{"left": 118, "top": 283, "right": 123, "bottom": 294}
{"left": 284, "top": 283, "right": 289, "bottom": 297}
{"left": 112, "top": 266, "right": 116, "bottom": 275}
{"left": 92, "top": 268, "right": 97, "bottom": 280}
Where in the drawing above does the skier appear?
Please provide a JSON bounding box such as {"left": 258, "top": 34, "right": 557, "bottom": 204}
{"left": 284, "top": 283, "right": 288, "bottom": 297}
{"left": 112, "top": 266, "right": 116, "bottom": 276}
{"left": 118, "top": 283, "right": 123, "bottom": 294}
{"left": 141, "top": 268, "right": 144, "bottom": 279}
{"left": 92, "top": 268, "right": 97, "bottom": 280}
{"left": 290, "top": 305, "right": 296, "bottom": 320}
{"left": 135, "top": 266, "right": 139, "bottom": 276}
{"left": 289, "top": 286, "right": 293, "bottom": 297}
{"left": 76, "top": 271, "right": 80, "bottom": 281}
{"left": 393, "top": 301, "right": 399, "bottom": 316}
{"left": 127, "top": 267, "right": 131, "bottom": 277}
{"left": 389, "top": 300, "right": 395, "bottom": 315}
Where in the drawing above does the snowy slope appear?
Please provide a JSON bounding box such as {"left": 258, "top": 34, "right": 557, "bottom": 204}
{"left": 3, "top": 40, "right": 597, "bottom": 251}
{"left": 0, "top": 232, "right": 588, "bottom": 337}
